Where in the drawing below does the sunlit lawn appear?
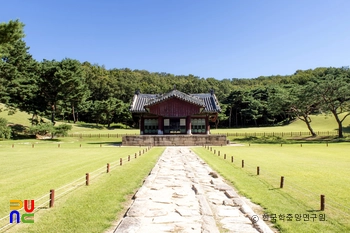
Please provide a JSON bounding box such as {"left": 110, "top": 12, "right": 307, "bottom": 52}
{"left": 192, "top": 144, "right": 350, "bottom": 233}
{"left": 211, "top": 113, "right": 350, "bottom": 134}
{"left": 0, "top": 140, "right": 163, "bottom": 232}
{"left": 2, "top": 102, "right": 350, "bottom": 136}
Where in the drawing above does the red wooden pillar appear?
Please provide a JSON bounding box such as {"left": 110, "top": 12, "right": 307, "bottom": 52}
{"left": 140, "top": 115, "right": 144, "bottom": 135}
{"left": 186, "top": 115, "right": 191, "bottom": 135}
{"left": 158, "top": 116, "right": 163, "bottom": 135}
{"left": 206, "top": 115, "right": 210, "bottom": 135}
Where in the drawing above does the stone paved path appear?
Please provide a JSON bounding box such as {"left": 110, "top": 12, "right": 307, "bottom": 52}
{"left": 113, "top": 147, "right": 274, "bottom": 233}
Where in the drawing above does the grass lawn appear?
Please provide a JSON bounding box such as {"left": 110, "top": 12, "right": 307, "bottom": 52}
{"left": 192, "top": 144, "right": 350, "bottom": 233}
{"left": 211, "top": 113, "right": 350, "bottom": 134}
{"left": 67, "top": 123, "right": 139, "bottom": 135}
{"left": 67, "top": 113, "right": 350, "bottom": 135}
{"left": 0, "top": 104, "right": 34, "bottom": 127}
{"left": 0, "top": 139, "right": 164, "bottom": 232}
{"left": 3, "top": 102, "right": 350, "bottom": 136}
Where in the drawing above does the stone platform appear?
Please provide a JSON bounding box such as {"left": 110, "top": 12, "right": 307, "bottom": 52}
{"left": 122, "top": 135, "right": 227, "bottom": 146}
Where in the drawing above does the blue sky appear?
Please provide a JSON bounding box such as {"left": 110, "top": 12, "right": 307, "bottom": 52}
{"left": 2, "top": 0, "right": 350, "bottom": 79}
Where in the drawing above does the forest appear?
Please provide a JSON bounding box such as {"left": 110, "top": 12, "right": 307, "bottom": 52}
{"left": 1, "top": 20, "right": 350, "bottom": 138}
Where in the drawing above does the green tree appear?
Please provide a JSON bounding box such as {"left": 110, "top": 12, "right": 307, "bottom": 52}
{"left": 224, "top": 89, "right": 245, "bottom": 127}
{"left": 241, "top": 94, "right": 263, "bottom": 126}
{"left": 312, "top": 68, "right": 350, "bottom": 138}
{"left": 0, "top": 39, "right": 42, "bottom": 123}
{"left": 267, "top": 86, "right": 293, "bottom": 125}
{"left": 40, "top": 59, "right": 88, "bottom": 124}
{"left": 114, "top": 100, "right": 133, "bottom": 127}
{"left": 215, "top": 103, "right": 228, "bottom": 129}
{"left": 0, "top": 20, "right": 25, "bottom": 55}
{"left": 289, "top": 84, "right": 319, "bottom": 136}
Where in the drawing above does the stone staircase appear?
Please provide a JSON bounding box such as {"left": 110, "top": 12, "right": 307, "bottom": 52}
{"left": 122, "top": 135, "right": 227, "bottom": 146}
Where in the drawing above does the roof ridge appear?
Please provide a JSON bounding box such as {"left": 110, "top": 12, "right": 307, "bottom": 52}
{"left": 145, "top": 89, "right": 205, "bottom": 107}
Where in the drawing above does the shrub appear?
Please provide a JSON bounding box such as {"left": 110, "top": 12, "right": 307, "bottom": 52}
{"left": 9, "top": 124, "right": 28, "bottom": 138}
{"left": 29, "top": 123, "right": 73, "bottom": 139}
{"left": 54, "top": 124, "right": 72, "bottom": 137}
{"left": 29, "top": 123, "right": 54, "bottom": 137}
{"left": 0, "top": 117, "right": 11, "bottom": 139}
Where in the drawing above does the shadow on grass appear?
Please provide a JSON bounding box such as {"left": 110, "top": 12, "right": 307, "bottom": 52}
{"left": 87, "top": 141, "right": 122, "bottom": 146}
{"left": 342, "top": 125, "right": 350, "bottom": 133}
{"left": 230, "top": 135, "right": 350, "bottom": 144}
{"left": 306, "top": 209, "right": 323, "bottom": 213}
{"left": 73, "top": 123, "right": 137, "bottom": 131}
{"left": 75, "top": 123, "right": 105, "bottom": 130}
{"left": 41, "top": 139, "right": 62, "bottom": 142}
{"left": 12, "top": 134, "right": 36, "bottom": 140}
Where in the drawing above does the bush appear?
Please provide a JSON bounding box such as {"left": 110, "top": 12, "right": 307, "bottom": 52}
{"left": 29, "top": 123, "right": 54, "bottom": 137}
{"left": 28, "top": 123, "right": 72, "bottom": 138}
{"left": 237, "top": 135, "right": 289, "bottom": 144}
{"left": 0, "top": 117, "right": 11, "bottom": 139}
{"left": 110, "top": 123, "right": 129, "bottom": 129}
{"left": 9, "top": 124, "right": 28, "bottom": 139}
{"left": 54, "top": 124, "right": 72, "bottom": 137}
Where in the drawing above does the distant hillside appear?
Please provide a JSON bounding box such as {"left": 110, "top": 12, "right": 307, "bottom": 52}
{"left": 0, "top": 104, "right": 33, "bottom": 126}
{"left": 1, "top": 104, "right": 349, "bottom": 134}
{"left": 214, "top": 113, "right": 350, "bottom": 133}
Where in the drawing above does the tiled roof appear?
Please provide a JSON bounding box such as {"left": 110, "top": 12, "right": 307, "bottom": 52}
{"left": 191, "top": 93, "right": 221, "bottom": 113}
{"left": 130, "top": 93, "right": 158, "bottom": 113}
{"left": 130, "top": 90, "right": 221, "bottom": 113}
{"left": 146, "top": 90, "right": 205, "bottom": 107}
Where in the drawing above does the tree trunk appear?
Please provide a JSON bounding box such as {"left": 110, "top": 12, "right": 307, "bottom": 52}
{"left": 228, "top": 106, "right": 232, "bottom": 128}
{"left": 51, "top": 104, "right": 56, "bottom": 125}
{"left": 338, "top": 121, "right": 343, "bottom": 138}
{"left": 215, "top": 119, "right": 219, "bottom": 129}
{"left": 302, "top": 115, "right": 316, "bottom": 137}
{"left": 72, "top": 105, "right": 76, "bottom": 123}
{"left": 31, "top": 113, "right": 35, "bottom": 126}
{"left": 235, "top": 109, "right": 238, "bottom": 127}
{"left": 331, "top": 110, "right": 343, "bottom": 138}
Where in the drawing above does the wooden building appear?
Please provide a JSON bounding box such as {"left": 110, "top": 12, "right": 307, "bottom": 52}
{"left": 130, "top": 89, "right": 221, "bottom": 135}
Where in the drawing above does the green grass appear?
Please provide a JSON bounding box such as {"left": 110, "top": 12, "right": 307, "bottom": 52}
{"left": 211, "top": 113, "right": 350, "bottom": 134}
{"left": 67, "top": 122, "right": 139, "bottom": 135}
{"left": 10, "top": 147, "right": 164, "bottom": 233}
{"left": 3, "top": 102, "right": 350, "bottom": 136}
{"left": 192, "top": 144, "right": 350, "bottom": 233}
{"left": 0, "top": 104, "right": 34, "bottom": 127}
{"left": 0, "top": 103, "right": 139, "bottom": 135}
{"left": 0, "top": 140, "right": 163, "bottom": 232}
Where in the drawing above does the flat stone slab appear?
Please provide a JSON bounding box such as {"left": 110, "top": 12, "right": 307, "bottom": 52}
{"left": 115, "top": 217, "right": 141, "bottom": 232}
{"left": 145, "top": 210, "right": 168, "bottom": 217}
{"left": 225, "top": 189, "right": 239, "bottom": 198}
{"left": 223, "top": 199, "right": 235, "bottom": 206}
{"left": 175, "top": 208, "right": 195, "bottom": 217}
{"left": 216, "top": 206, "right": 241, "bottom": 217}
{"left": 222, "top": 223, "right": 260, "bottom": 233}
{"left": 152, "top": 215, "right": 183, "bottom": 224}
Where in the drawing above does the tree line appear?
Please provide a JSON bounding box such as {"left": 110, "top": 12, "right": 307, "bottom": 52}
{"left": 1, "top": 20, "right": 350, "bottom": 138}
